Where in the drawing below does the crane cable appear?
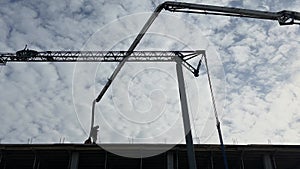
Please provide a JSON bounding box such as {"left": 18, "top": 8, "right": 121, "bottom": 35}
{"left": 203, "top": 55, "right": 229, "bottom": 169}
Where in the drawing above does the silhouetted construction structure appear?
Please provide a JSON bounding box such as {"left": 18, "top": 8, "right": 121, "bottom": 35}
{"left": 1, "top": 144, "right": 300, "bottom": 169}
{"left": 1, "top": 1, "right": 300, "bottom": 169}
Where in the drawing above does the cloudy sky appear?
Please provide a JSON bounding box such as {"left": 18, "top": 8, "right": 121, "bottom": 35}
{"left": 0, "top": 0, "right": 300, "bottom": 147}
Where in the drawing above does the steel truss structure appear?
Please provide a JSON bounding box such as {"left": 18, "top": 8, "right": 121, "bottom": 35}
{"left": 0, "top": 50, "right": 205, "bottom": 77}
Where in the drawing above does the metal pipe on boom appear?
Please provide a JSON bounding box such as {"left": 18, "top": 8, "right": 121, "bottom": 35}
{"left": 94, "top": 3, "right": 165, "bottom": 102}
{"left": 162, "top": 1, "right": 300, "bottom": 25}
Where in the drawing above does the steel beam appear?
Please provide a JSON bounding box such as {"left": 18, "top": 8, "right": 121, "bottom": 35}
{"left": 176, "top": 58, "right": 197, "bottom": 169}
{"left": 0, "top": 51, "right": 201, "bottom": 63}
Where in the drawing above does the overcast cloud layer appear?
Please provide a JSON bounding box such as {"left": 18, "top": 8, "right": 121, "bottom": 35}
{"left": 0, "top": 0, "right": 300, "bottom": 145}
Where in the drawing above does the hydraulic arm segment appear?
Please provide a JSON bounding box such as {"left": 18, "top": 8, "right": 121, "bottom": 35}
{"left": 163, "top": 1, "right": 300, "bottom": 25}
{"left": 94, "top": 1, "right": 300, "bottom": 104}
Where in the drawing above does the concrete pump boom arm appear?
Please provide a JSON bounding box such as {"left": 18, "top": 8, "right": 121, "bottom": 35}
{"left": 95, "top": 1, "right": 300, "bottom": 103}
{"left": 162, "top": 1, "right": 300, "bottom": 25}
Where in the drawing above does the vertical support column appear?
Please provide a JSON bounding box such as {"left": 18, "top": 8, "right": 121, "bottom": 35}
{"left": 176, "top": 150, "right": 179, "bottom": 169}
{"left": 176, "top": 59, "right": 197, "bottom": 169}
{"left": 167, "top": 151, "right": 174, "bottom": 169}
{"left": 0, "top": 151, "right": 2, "bottom": 166}
{"left": 0, "top": 151, "right": 3, "bottom": 168}
{"left": 0, "top": 151, "right": 6, "bottom": 169}
{"left": 240, "top": 151, "right": 245, "bottom": 169}
{"left": 33, "top": 151, "right": 40, "bottom": 169}
{"left": 263, "top": 154, "right": 274, "bottom": 169}
{"left": 210, "top": 151, "right": 214, "bottom": 169}
{"left": 272, "top": 155, "right": 277, "bottom": 169}
{"left": 105, "top": 151, "right": 108, "bottom": 169}
{"left": 70, "top": 152, "right": 79, "bottom": 169}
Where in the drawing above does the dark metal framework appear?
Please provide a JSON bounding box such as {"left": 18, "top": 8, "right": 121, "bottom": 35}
{"left": 162, "top": 1, "right": 300, "bottom": 25}
{"left": 0, "top": 50, "right": 204, "bottom": 77}
{"left": 1, "top": 144, "right": 300, "bottom": 169}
